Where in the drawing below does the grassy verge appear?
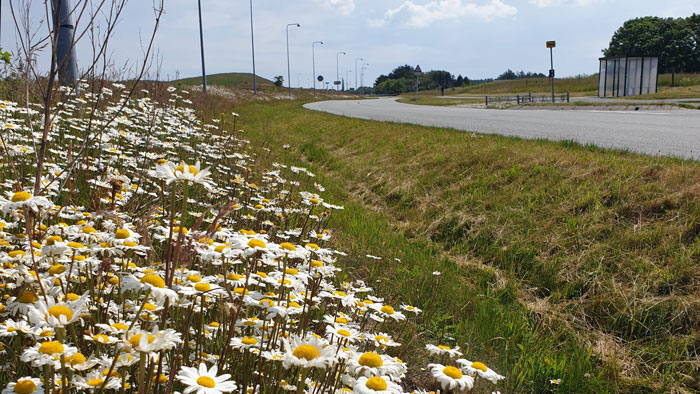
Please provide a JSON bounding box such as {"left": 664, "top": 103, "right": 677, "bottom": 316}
{"left": 218, "top": 100, "right": 700, "bottom": 393}
{"left": 396, "top": 96, "right": 484, "bottom": 106}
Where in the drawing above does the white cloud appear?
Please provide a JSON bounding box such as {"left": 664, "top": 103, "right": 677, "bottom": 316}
{"left": 368, "top": 0, "right": 517, "bottom": 29}
{"left": 314, "top": 0, "right": 356, "bottom": 16}
{"left": 528, "top": 0, "right": 603, "bottom": 7}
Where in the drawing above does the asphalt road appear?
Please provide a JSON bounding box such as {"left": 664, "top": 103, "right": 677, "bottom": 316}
{"left": 304, "top": 98, "right": 700, "bottom": 160}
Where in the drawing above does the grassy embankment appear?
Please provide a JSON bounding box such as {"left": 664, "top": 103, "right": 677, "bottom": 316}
{"left": 175, "top": 72, "right": 274, "bottom": 89}
{"left": 207, "top": 99, "right": 700, "bottom": 393}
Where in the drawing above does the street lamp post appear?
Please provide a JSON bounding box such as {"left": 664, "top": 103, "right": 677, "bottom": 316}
{"left": 249, "top": 0, "right": 257, "bottom": 94}
{"left": 361, "top": 63, "right": 369, "bottom": 92}
{"left": 312, "top": 41, "right": 323, "bottom": 97}
{"left": 336, "top": 51, "right": 345, "bottom": 91}
{"left": 354, "top": 58, "right": 363, "bottom": 91}
{"left": 547, "top": 40, "right": 556, "bottom": 102}
{"left": 286, "top": 23, "right": 301, "bottom": 98}
{"left": 198, "top": 0, "right": 207, "bottom": 93}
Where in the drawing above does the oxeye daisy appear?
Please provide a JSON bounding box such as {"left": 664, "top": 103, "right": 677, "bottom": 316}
{"left": 427, "top": 363, "right": 474, "bottom": 391}
{"left": 1, "top": 191, "right": 52, "bottom": 214}
{"left": 281, "top": 335, "right": 338, "bottom": 369}
{"left": 426, "top": 344, "right": 463, "bottom": 358}
{"left": 176, "top": 363, "right": 237, "bottom": 394}
{"left": 72, "top": 370, "right": 121, "bottom": 391}
{"left": 27, "top": 292, "right": 90, "bottom": 328}
{"left": 2, "top": 377, "right": 43, "bottom": 394}
{"left": 352, "top": 376, "right": 403, "bottom": 394}
{"left": 456, "top": 359, "right": 504, "bottom": 384}
{"left": 20, "top": 341, "right": 78, "bottom": 367}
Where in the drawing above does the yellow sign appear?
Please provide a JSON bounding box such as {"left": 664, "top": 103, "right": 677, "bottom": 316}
{"left": 546, "top": 41, "right": 556, "bottom": 48}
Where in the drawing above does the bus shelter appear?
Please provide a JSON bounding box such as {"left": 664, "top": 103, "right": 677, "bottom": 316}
{"left": 598, "top": 56, "right": 658, "bottom": 97}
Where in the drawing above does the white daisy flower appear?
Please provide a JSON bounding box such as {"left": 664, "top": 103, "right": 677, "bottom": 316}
{"left": 427, "top": 363, "right": 474, "bottom": 391}
{"left": 2, "top": 377, "right": 43, "bottom": 394}
{"left": 456, "top": 359, "right": 505, "bottom": 384}
{"left": 352, "top": 376, "right": 403, "bottom": 394}
{"left": 176, "top": 363, "right": 237, "bottom": 394}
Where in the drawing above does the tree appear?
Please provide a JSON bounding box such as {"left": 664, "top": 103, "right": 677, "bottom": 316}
{"left": 497, "top": 69, "right": 518, "bottom": 80}
{"left": 603, "top": 16, "right": 697, "bottom": 74}
{"left": 273, "top": 75, "right": 284, "bottom": 87}
{"left": 427, "top": 70, "right": 454, "bottom": 95}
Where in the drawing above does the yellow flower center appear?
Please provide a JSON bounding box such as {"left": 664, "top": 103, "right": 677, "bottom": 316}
{"left": 306, "top": 243, "right": 319, "bottom": 251}
{"left": 67, "top": 242, "right": 84, "bottom": 249}
{"left": 285, "top": 268, "right": 299, "bottom": 275}
{"left": 64, "top": 293, "right": 80, "bottom": 302}
{"left": 48, "top": 305, "right": 73, "bottom": 321}
{"left": 82, "top": 227, "right": 97, "bottom": 234}
{"left": 18, "top": 291, "right": 39, "bottom": 303}
{"left": 194, "top": 283, "right": 211, "bottom": 292}
{"left": 365, "top": 377, "right": 388, "bottom": 391}
{"left": 311, "top": 260, "right": 323, "bottom": 267}
{"left": 333, "top": 291, "right": 346, "bottom": 297}
{"left": 196, "top": 376, "right": 215, "bottom": 388}
{"left": 140, "top": 274, "right": 165, "bottom": 288}
{"left": 13, "top": 380, "right": 37, "bottom": 394}
{"left": 129, "top": 334, "right": 155, "bottom": 348}
{"left": 87, "top": 378, "right": 104, "bottom": 387}
{"left": 38, "top": 341, "right": 64, "bottom": 355}
{"left": 111, "top": 323, "right": 128, "bottom": 331}
{"left": 337, "top": 329, "right": 351, "bottom": 337}
{"left": 471, "top": 361, "right": 487, "bottom": 373}
{"left": 187, "top": 274, "right": 202, "bottom": 283}
{"left": 94, "top": 334, "right": 110, "bottom": 343}
{"left": 241, "top": 337, "right": 258, "bottom": 345}
{"left": 359, "top": 352, "right": 383, "bottom": 368}
{"left": 11, "top": 191, "right": 31, "bottom": 202}
{"left": 46, "top": 235, "right": 63, "bottom": 245}
{"left": 247, "top": 239, "right": 266, "bottom": 249}
{"left": 49, "top": 264, "right": 66, "bottom": 275}
{"left": 380, "top": 305, "right": 395, "bottom": 315}
{"left": 438, "top": 345, "right": 451, "bottom": 351}
{"left": 176, "top": 164, "right": 199, "bottom": 176}
{"left": 66, "top": 352, "right": 87, "bottom": 365}
{"left": 443, "top": 366, "right": 463, "bottom": 379}
{"left": 114, "top": 229, "right": 130, "bottom": 239}
{"left": 280, "top": 242, "right": 296, "bottom": 251}
{"left": 8, "top": 250, "right": 25, "bottom": 259}
{"left": 292, "top": 344, "right": 321, "bottom": 361}
{"left": 375, "top": 335, "right": 388, "bottom": 343}
{"left": 40, "top": 330, "right": 53, "bottom": 337}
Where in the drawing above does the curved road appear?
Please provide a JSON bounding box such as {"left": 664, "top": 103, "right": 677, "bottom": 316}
{"left": 304, "top": 98, "right": 700, "bottom": 160}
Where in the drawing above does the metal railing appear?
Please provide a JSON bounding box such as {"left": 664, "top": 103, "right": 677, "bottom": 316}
{"left": 485, "top": 92, "right": 570, "bottom": 106}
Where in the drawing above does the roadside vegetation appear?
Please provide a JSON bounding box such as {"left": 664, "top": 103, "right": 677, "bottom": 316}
{"left": 207, "top": 98, "right": 700, "bottom": 394}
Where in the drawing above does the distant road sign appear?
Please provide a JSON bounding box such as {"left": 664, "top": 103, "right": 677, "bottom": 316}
{"left": 317, "top": 75, "right": 324, "bottom": 82}
{"left": 334, "top": 81, "right": 341, "bottom": 85}
{"left": 414, "top": 65, "right": 423, "bottom": 76}
{"left": 546, "top": 41, "right": 556, "bottom": 48}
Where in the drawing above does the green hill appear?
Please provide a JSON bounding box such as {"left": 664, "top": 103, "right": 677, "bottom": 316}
{"left": 174, "top": 72, "right": 274, "bottom": 89}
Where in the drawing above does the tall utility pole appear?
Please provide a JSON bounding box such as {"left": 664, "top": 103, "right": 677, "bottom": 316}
{"left": 312, "top": 41, "right": 323, "bottom": 97}
{"left": 52, "top": 0, "right": 79, "bottom": 90}
{"left": 286, "top": 23, "right": 301, "bottom": 98}
{"left": 249, "top": 0, "right": 257, "bottom": 94}
{"left": 547, "top": 41, "right": 556, "bottom": 102}
{"left": 361, "top": 63, "right": 369, "bottom": 91}
{"left": 354, "top": 58, "right": 363, "bottom": 91}
{"left": 198, "top": 0, "right": 207, "bottom": 93}
{"left": 336, "top": 51, "right": 345, "bottom": 91}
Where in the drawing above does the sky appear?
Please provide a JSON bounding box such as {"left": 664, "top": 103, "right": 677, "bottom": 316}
{"left": 2, "top": 0, "right": 699, "bottom": 89}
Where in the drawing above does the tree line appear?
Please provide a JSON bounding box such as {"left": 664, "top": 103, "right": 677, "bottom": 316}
{"left": 603, "top": 14, "right": 699, "bottom": 73}
{"left": 374, "top": 65, "right": 469, "bottom": 95}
